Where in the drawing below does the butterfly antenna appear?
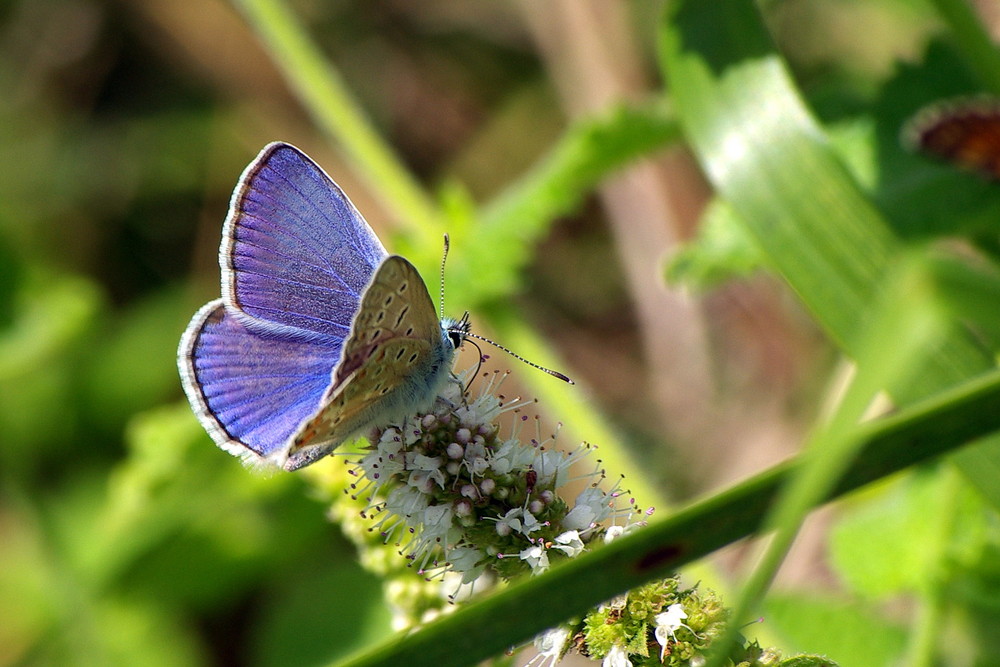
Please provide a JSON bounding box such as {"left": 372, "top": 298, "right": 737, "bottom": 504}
{"left": 463, "top": 331, "right": 575, "bottom": 384}
{"left": 437, "top": 237, "right": 572, "bottom": 385}
{"left": 439, "top": 234, "right": 450, "bottom": 320}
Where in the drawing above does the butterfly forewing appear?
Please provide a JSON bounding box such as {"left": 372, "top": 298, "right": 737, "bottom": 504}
{"left": 333, "top": 255, "right": 443, "bottom": 388}
{"left": 286, "top": 256, "right": 449, "bottom": 468}
{"left": 223, "top": 142, "right": 388, "bottom": 339}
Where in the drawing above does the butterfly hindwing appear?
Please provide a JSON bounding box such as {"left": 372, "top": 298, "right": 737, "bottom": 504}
{"left": 286, "top": 256, "right": 453, "bottom": 470}
{"left": 178, "top": 300, "right": 345, "bottom": 466}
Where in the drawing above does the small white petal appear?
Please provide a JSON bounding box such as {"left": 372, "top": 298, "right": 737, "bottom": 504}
{"left": 519, "top": 544, "right": 550, "bottom": 573}
{"left": 603, "top": 644, "right": 632, "bottom": 667}
{"left": 552, "top": 530, "right": 585, "bottom": 558}
{"left": 604, "top": 525, "right": 625, "bottom": 544}
{"left": 527, "top": 627, "right": 571, "bottom": 667}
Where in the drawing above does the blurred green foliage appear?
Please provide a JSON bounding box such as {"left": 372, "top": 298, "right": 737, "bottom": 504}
{"left": 5, "top": 1, "right": 1000, "bottom": 666}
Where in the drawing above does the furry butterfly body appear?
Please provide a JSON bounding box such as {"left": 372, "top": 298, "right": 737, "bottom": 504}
{"left": 178, "top": 142, "right": 468, "bottom": 470}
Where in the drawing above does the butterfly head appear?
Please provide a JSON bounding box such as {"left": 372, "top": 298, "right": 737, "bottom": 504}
{"left": 443, "top": 311, "right": 472, "bottom": 350}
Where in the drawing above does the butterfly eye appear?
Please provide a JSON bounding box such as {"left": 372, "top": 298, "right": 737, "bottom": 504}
{"left": 447, "top": 329, "right": 465, "bottom": 349}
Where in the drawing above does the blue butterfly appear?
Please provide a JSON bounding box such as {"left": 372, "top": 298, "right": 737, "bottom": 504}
{"left": 178, "top": 142, "right": 470, "bottom": 471}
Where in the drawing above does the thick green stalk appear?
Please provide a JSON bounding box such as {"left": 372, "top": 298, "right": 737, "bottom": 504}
{"left": 232, "top": 0, "right": 442, "bottom": 233}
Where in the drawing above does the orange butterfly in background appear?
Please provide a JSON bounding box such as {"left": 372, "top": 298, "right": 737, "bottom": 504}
{"left": 904, "top": 97, "right": 1000, "bottom": 180}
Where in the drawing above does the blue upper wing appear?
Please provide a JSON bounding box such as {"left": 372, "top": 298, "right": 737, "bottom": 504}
{"left": 179, "top": 142, "right": 390, "bottom": 464}
{"left": 221, "top": 142, "right": 387, "bottom": 341}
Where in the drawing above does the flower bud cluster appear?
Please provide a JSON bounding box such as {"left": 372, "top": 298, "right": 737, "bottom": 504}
{"left": 582, "top": 577, "right": 726, "bottom": 666}
{"left": 529, "top": 575, "right": 788, "bottom": 667}
{"left": 342, "top": 371, "right": 640, "bottom": 585}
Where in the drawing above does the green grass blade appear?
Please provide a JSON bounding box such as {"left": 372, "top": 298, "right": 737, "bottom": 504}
{"left": 705, "top": 255, "right": 954, "bottom": 667}
{"left": 659, "top": 0, "right": 1000, "bottom": 507}
{"left": 658, "top": 0, "right": 991, "bottom": 397}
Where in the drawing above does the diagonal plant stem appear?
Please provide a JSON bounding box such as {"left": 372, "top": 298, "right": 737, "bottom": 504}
{"left": 232, "top": 0, "right": 442, "bottom": 233}
{"left": 704, "top": 256, "right": 954, "bottom": 667}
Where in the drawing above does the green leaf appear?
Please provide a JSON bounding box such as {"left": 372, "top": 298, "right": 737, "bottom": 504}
{"left": 660, "top": 0, "right": 1000, "bottom": 508}
{"left": 659, "top": 0, "right": 994, "bottom": 392}
{"left": 664, "top": 198, "right": 765, "bottom": 289}
{"left": 830, "top": 474, "right": 947, "bottom": 599}
{"left": 765, "top": 593, "right": 904, "bottom": 666}
{"left": 868, "top": 42, "right": 1000, "bottom": 240}
{"left": 252, "top": 561, "right": 391, "bottom": 667}
{"left": 926, "top": 254, "right": 1000, "bottom": 354}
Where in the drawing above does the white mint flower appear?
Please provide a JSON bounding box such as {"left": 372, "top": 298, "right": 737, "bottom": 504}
{"left": 412, "top": 454, "right": 443, "bottom": 472}
{"left": 447, "top": 546, "right": 484, "bottom": 575}
{"left": 534, "top": 449, "right": 570, "bottom": 487}
{"left": 361, "top": 435, "right": 406, "bottom": 481}
{"left": 520, "top": 509, "right": 542, "bottom": 535}
{"left": 552, "top": 530, "right": 585, "bottom": 558}
{"left": 454, "top": 499, "right": 473, "bottom": 517}
{"left": 563, "top": 486, "right": 612, "bottom": 531}
{"left": 494, "top": 507, "right": 524, "bottom": 536}
{"left": 463, "top": 439, "right": 487, "bottom": 462}
{"left": 654, "top": 603, "right": 693, "bottom": 659}
{"left": 470, "top": 455, "right": 490, "bottom": 476}
{"left": 454, "top": 392, "right": 502, "bottom": 426}
{"left": 385, "top": 486, "right": 429, "bottom": 518}
{"left": 440, "top": 571, "right": 478, "bottom": 602}
{"left": 603, "top": 644, "right": 632, "bottom": 667}
{"left": 341, "top": 367, "right": 631, "bottom": 587}
{"left": 526, "top": 627, "right": 572, "bottom": 667}
{"left": 421, "top": 504, "right": 453, "bottom": 541}
{"left": 519, "top": 542, "right": 550, "bottom": 573}
{"left": 489, "top": 438, "right": 535, "bottom": 475}
{"left": 604, "top": 525, "right": 625, "bottom": 543}
{"left": 604, "top": 519, "right": 644, "bottom": 544}
{"left": 408, "top": 468, "right": 444, "bottom": 494}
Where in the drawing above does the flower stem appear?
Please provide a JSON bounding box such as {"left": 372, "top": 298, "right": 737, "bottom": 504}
{"left": 232, "top": 0, "right": 443, "bottom": 233}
